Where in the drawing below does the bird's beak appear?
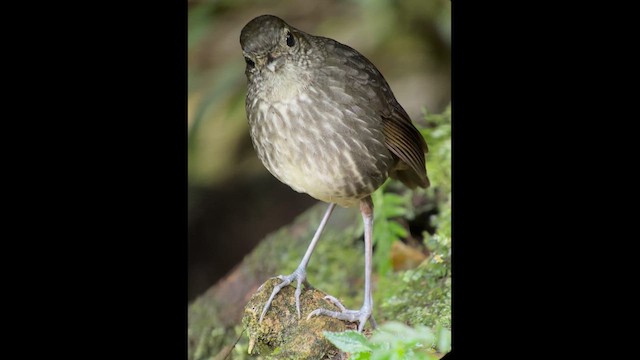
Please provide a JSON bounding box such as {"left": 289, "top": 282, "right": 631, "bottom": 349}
{"left": 250, "top": 52, "right": 282, "bottom": 73}
{"left": 265, "top": 53, "right": 280, "bottom": 72}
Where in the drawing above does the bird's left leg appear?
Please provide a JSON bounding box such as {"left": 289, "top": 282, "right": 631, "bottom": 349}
{"left": 259, "top": 202, "right": 337, "bottom": 323}
{"left": 307, "top": 196, "right": 376, "bottom": 332}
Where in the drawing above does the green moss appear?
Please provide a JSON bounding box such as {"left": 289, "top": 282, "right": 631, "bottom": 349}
{"left": 243, "top": 278, "right": 348, "bottom": 359}
{"left": 376, "top": 253, "right": 451, "bottom": 328}
{"left": 188, "top": 296, "right": 240, "bottom": 360}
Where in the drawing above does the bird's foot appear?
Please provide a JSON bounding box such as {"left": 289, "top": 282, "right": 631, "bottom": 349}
{"left": 307, "top": 295, "right": 375, "bottom": 332}
{"left": 259, "top": 267, "right": 309, "bottom": 323}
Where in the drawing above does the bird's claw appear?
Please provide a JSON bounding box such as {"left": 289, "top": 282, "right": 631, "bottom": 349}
{"left": 307, "top": 296, "right": 373, "bottom": 332}
{"left": 259, "top": 268, "right": 307, "bottom": 323}
{"left": 322, "top": 295, "right": 347, "bottom": 312}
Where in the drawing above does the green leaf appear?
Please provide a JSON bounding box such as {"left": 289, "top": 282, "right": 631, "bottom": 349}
{"left": 387, "top": 221, "right": 409, "bottom": 238}
{"left": 381, "top": 192, "right": 407, "bottom": 206}
{"left": 323, "top": 330, "right": 373, "bottom": 353}
{"left": 352, "top": 351, "right": 372, "bottom": 360}
{"left": 384, "top": 206, "right": 409, "bottom": 218}
{"left": 370, "top": 322, "right": 435, "bottom": 348}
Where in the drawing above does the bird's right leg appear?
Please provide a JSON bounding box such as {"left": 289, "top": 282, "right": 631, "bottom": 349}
{"left": 259, "top": 202, "right": 337, "bottom": 323}
{"left": 307, "top": 196, "right": 375, "bottom": 332}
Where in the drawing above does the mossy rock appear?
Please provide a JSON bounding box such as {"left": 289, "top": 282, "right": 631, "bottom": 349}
{"left": 243, "top": 278, "right": 352, "bottom": 359}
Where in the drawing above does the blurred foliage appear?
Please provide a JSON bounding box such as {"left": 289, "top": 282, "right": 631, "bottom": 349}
{"left": 421, "top": 105, "right": 452, "bottom": 197}
{"left": 371, "top": 183, "right": 414, "bottom": 275}
{"left": 324, "top": 322, "right": 451, "bottom": 360}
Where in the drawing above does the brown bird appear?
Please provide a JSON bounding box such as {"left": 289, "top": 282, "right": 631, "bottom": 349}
{"left": 240, "top": 14, "right": 429, "bottom": 332}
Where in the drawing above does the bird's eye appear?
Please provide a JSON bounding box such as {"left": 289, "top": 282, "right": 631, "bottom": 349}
{"left": 286, "top": 31, "right": 295, "bottom": 47}
{"left": 244, "top": 56, "right": 255, "bottom": 68}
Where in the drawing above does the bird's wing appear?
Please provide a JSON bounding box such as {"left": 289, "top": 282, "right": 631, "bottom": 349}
{"left": 381, "top": 103, "right": 429, "bottom": 188}
{"left": 318, "top": 37, "right": 429, "bottom": 188}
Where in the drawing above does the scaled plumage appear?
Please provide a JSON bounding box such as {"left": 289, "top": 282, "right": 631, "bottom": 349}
{"left": 241, "top": 14, "right": 429, "bottom": 331}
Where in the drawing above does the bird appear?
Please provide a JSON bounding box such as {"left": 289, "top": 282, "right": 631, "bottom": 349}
{"left": 240, "top": 14, "right": 429, "bottom": 332}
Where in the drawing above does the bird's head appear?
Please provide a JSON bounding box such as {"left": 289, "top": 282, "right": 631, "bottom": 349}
{"left": 240, "top": 15, "right": 307, "bottom": 77}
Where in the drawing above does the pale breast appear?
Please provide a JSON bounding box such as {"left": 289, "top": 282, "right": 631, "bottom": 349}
{"left": 247, "top": 81, "right": 394, "bottom": 207}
